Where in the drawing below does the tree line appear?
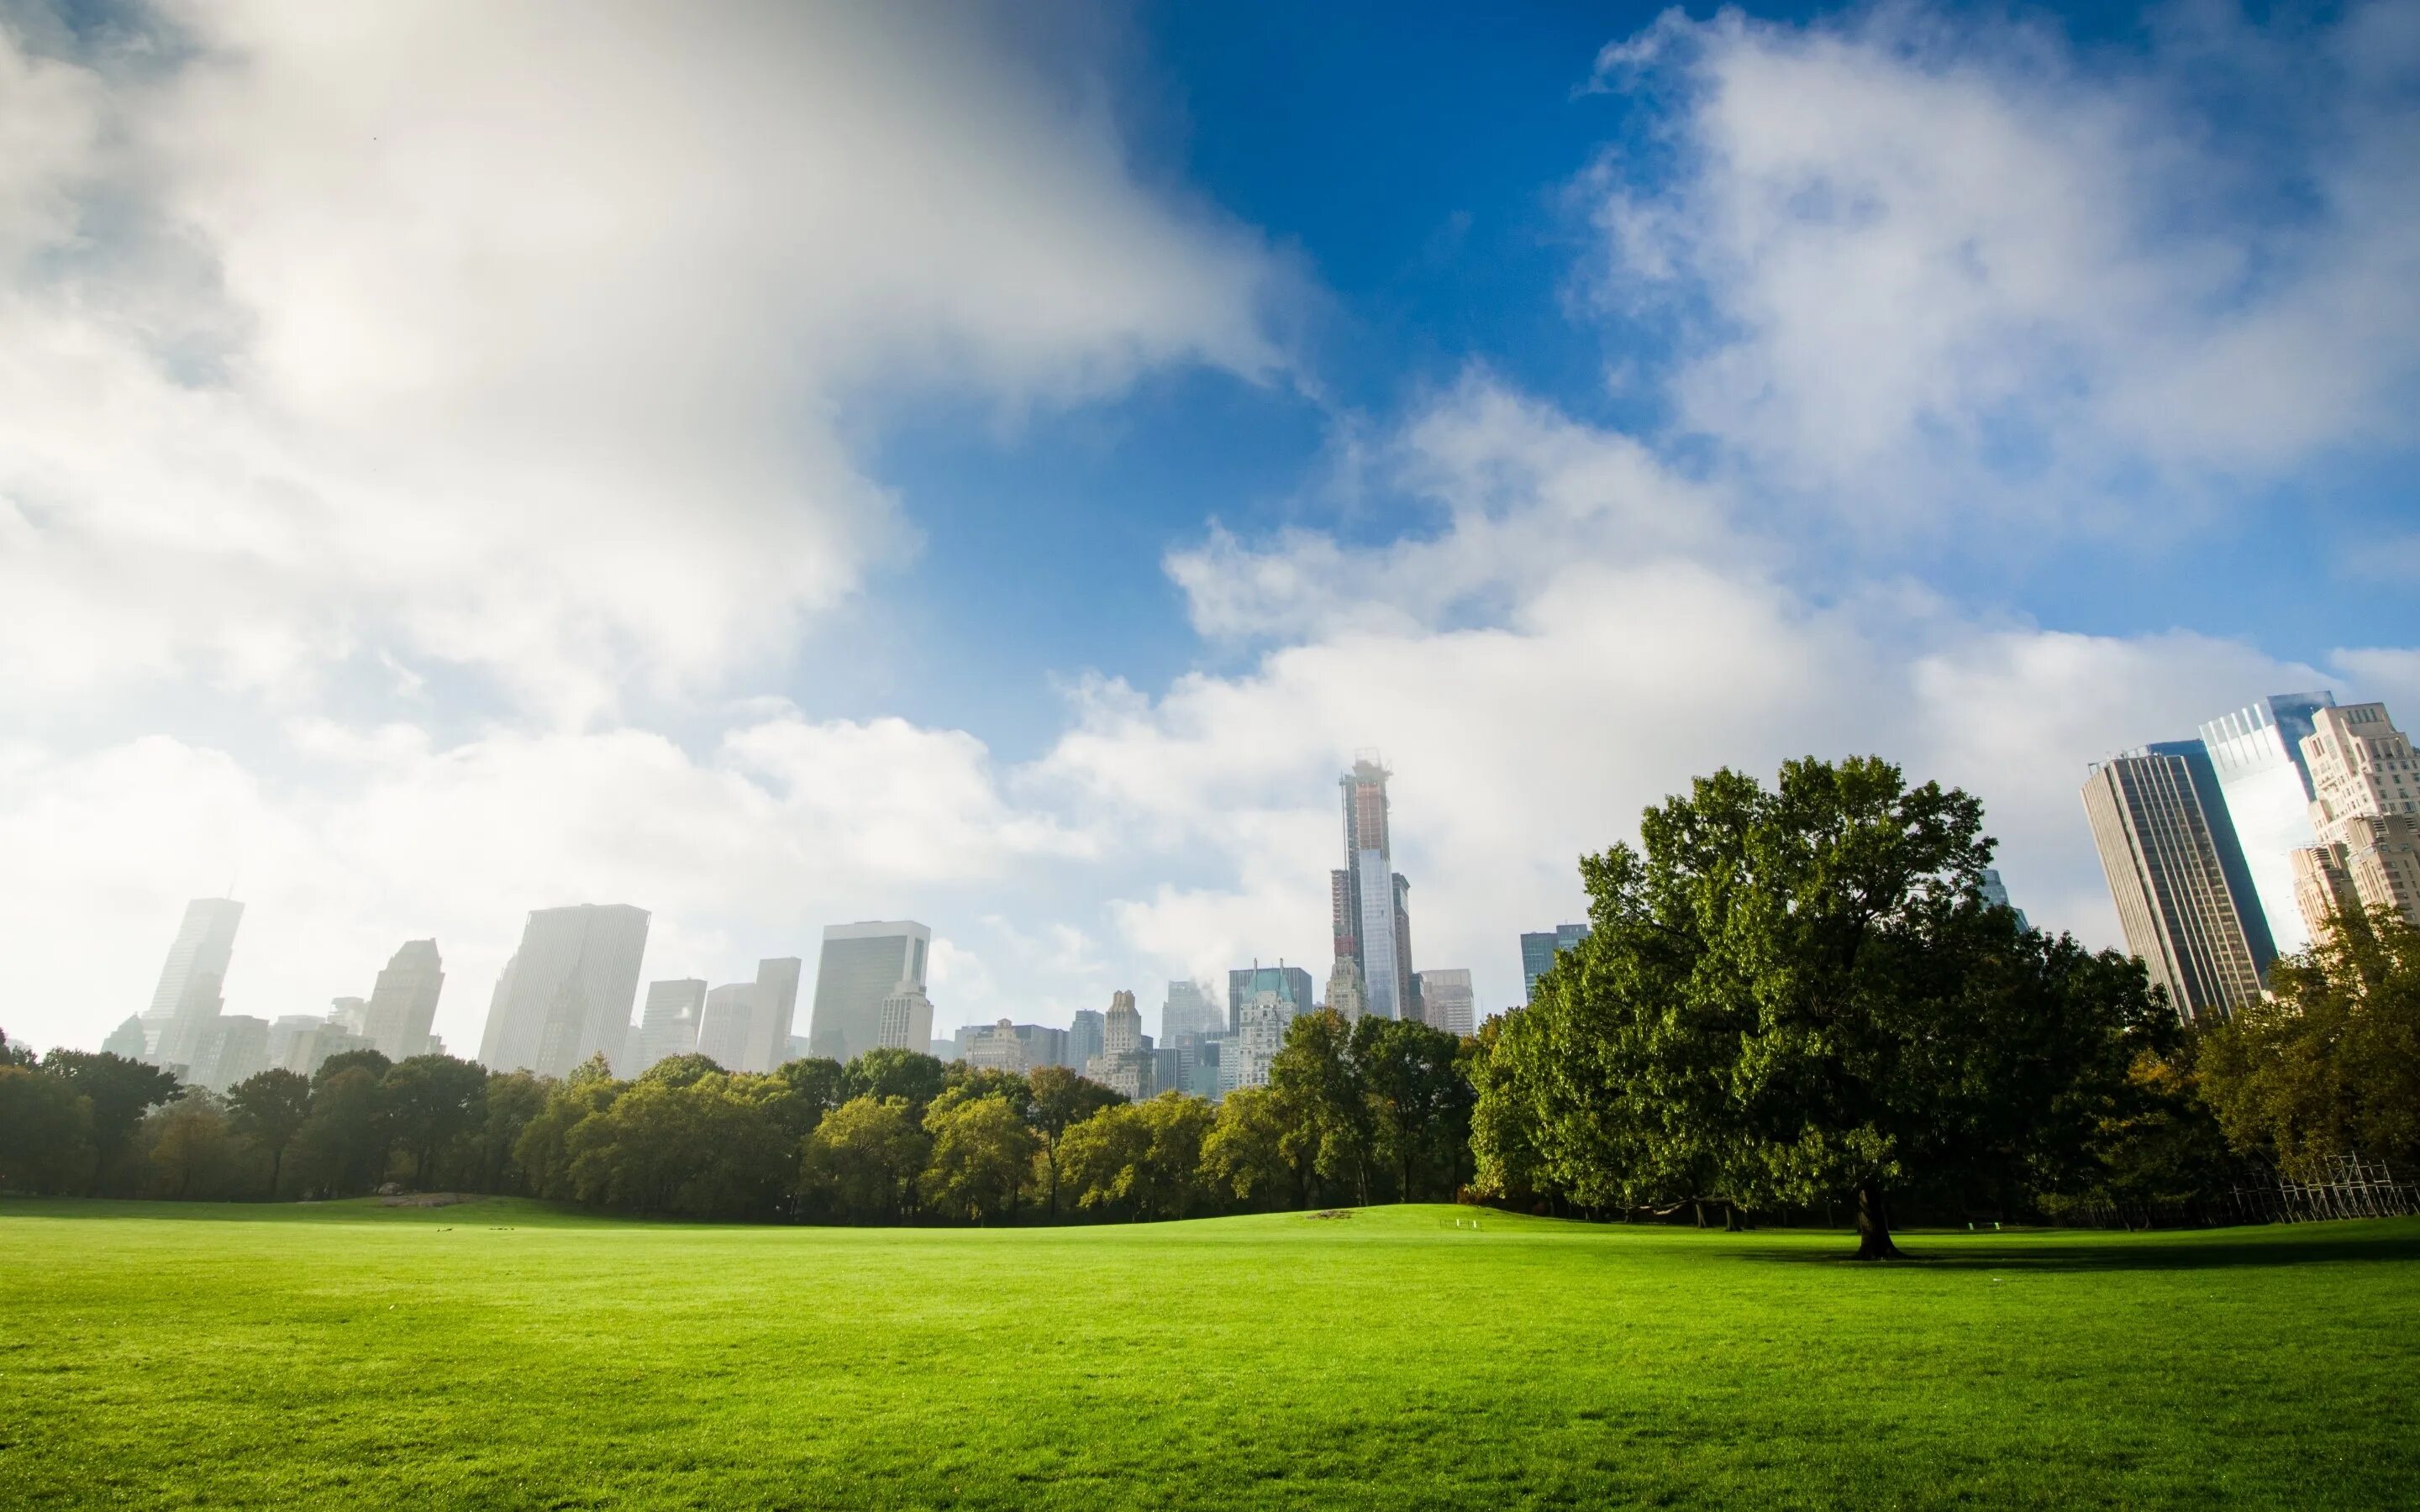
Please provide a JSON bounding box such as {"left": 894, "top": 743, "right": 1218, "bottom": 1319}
{"left": 7, "top": 756, "right": 2415, "bottom": 1250}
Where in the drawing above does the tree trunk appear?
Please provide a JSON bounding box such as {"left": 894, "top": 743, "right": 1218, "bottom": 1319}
{"left": 1854, "top": 1183, "right": 1901, "bottom": 1260}
{"left": 269, "top": 1146, "right": 285, "bottom": 1200}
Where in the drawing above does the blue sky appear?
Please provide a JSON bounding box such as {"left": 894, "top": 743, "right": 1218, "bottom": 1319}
{"left": 4, "top": 0, "right": 2417, "bottom": 1055}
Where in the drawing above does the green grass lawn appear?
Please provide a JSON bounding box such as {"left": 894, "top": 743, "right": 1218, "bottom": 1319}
{"left": 3, "top": 1201, "right": 2416, "bottom": 1509}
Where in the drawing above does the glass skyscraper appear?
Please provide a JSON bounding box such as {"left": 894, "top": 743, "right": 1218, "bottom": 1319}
{"left": 2081, "top": 743, "right": 2272, "bottom": 1023}
{"left": 2199, "top": 691, "right": 2335, "bottom": 954}
{"left": 806, "top": 921, "right": 929, "bottom": 1065}
{"left": 1518, "top": 923, "right": 1590, "bottom": 1004}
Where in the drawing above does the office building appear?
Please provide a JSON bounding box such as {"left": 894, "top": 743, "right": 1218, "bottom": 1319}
{"left": 101, "top": 1016, "right": 147, "bottom": 1060}
{"left": 361, "top": 939, "right": 445, "bottom": 1062}
{"left": 279, "top": 1019, "right": 373, "bottom": 1079}
{"left": 2292, "top": 821, "right": 2420, "bottom": 938}
{"left": 1332, "top": 755, "right": 1416, "bottom": 1020}
{"left": 2200, "top": 692, "right": 2336, "bottom": 953}
{"left": 1221, "top": 993, "right": 1288, "bottom": 1095}
{"left": 744, "top": 958, "right": 802, "bottom": 1074}
{"left": 1325, "top": 956, "right": 1366, "bottom": 1022}
{"left": 2081, "top": 744, "right": 2272, "bottom": 1022}
{"left": 1519, "top": 924, "right": 1590, "bottom": 1004}
{"left": 1087, "top": 990, "right": 1153, "bottom": 1099}
{"left": 1225, "top": 964, "right": 1315, "bottom": 1033}
{"left": 806, "top": 921, "right": 929, "bottom": 1065}
{"left": 695, "top": 983, "right": 756, "bottom": 1068}
{"left": 961, "top": 1020, "right": 1032, "bottom": 1073}
{"left": 475, "top": 904, "right": 651, "bottom": 1077}
{"left": 1978, "top": 870, "right": 2031, "bottom": 933}
{"left": 145, "top": 898, "right": 245, "bottom": 1072}
{"left": 626, "top": 978, "right": 706, "bottom": 1076}
{"left": 1413, "top": 969, "right": 1475, "bottom": 1036}
{"left": 876, "top": 984, "right": 935, "bottom": 1053}
{"left": 188, "top": 1015, "right": 269, "bottom": 1092}
{"left": 1070, "top": 1009, "right": 1105, "bottom": 1071}
{"left": 1161, "top": 980, "right": 1219, "bottom": 1042}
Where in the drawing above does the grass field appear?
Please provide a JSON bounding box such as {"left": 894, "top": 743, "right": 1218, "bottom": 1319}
{"left": 3, "top": 1201, "right": 2416, "bottom": 1509}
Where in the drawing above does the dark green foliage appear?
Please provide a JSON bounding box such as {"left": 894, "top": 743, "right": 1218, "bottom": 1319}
{"left": 313, "top": 1047, "right": 392, "bottom": 1087}
{"left": 41, "top": 1050, "right": 182, "bottom": 1192}
{"left": 566, "top": 1074, "right": 792, "bottom": 1218}
{"left": 798, "top": 1095, "right": 929, "bottom": 1223}
{"left": 637, "top": 1053, "right": 724, "bottom": 1089}
{"left": 1268, "top": 1009, "right": 1374, "bottom": 1205}
{"left": 1058, "top": 1093, "right": 1214, "bottom": 1221}
{"left": 0, "top": 1063, "right": 92, "bottom": 1193}
{"left": 0, "top": 1027, "right": 36, "bottom": 1067}
{"left": 2199, "top": 911, "right": 2420, "bottom": 1178}
{"left": 291, "top": 1067, "right": 388, "bottom": 1196}
{"left": 1349, "top": 1015, "right": 1473, "bottom": 1202}
{"left": 225, "top": 1068, "right": 313, "bottom": 1196}
{"left": 381, "top": 1055, "right": 490, "bottom": 1186}
{"left": 922, "top": 1094, "right": 1039, "bottom": 1224}
{"left": 1026, "top": 1063, "right": 1123, "bottom": 1220}
{"left": 844, "top": 1047, "right": 948, "bottom": 1113}
{"left": 140, "top": 1095, "right": 243, "bottom": 1200}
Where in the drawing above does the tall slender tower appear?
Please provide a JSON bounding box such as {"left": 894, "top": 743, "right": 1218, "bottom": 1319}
{"left": 474, "top": 904, "right": 650, "bottom": 1076}
{"left": 147, "top": 898, "right": 245, "bottom": 1070}
{"left": 2081, "top": 743, "right": 2272, "bottom": 1023}
{"left": 361, "top": 939, "right": 445, "bottom": 1061}
{"left": 2199, "top": 692, "right": 2336, "bottom": 953}
{"left": 1334, "top": 754, "right": 1413, "bottom": 1019}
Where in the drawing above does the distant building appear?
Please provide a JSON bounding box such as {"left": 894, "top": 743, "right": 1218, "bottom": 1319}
{"left": 1161, "top": 980, "right": 1219, "bottom": 1042}
{"left": 2199, "top": 692, "right": 2336, "bottom": 954}
{"left": 1413, "top": 969, "right": 1475, "bottom": 1036}
{"left": 626, "top": 979, "right": 707, "bottom": 1076}
{"left": 146, "top": 898, "right": 245, "bottom": 1072}
{"left": 361, "top": 939, "right": 445, "bottom": 1062}
{"left": 961, "top": 1020, "right": 1029, "bottom": 1073}
{"left": 1519, "top": 924, "right": 1590, "bottom": 1004}
{"left": 475, "top": 904, "right": 651, "bottom": 1077}
{"left": 1087, "top": 990, "right": 1153, "bottom": 1099}
{"left": 695, "top": 983, "right": 757, "bottom": 1068}
{"left": 188, "top": 1015, "right": 269, "bottom": 1092}
{"left": 1221, "top": 993, "right": 1288, "bottom": 1095}
{"left": 1070, "top": 1009, "right": 1105, "bottom": 1071}
{"left": 806, "top": 921, "right": 929, "bottom": 1065}
{"left": 876, "top": 984, "right": 935, "bottom": 1053}
{"left": 1183, "top": 1036, "right": 1223, "bottom": 1100}
{"left": 101, "top": 1016, "right": 147, "bottom": 1060}
{"left": 746, "top": 958, "right": 803, "bottom": 1074}
{"left": 2082, "top": 744, "right": 2272, "bottom": 1022}
{"left": 1333, "top": 755, "right": 1416, "bottom": 1021}
{"left": 1977, "top": 870, "right": 2031, "bottom": 933}
{"left": 929, "top": 1037, "right": 959, "bottom": 1061}
{"left": 2291, "top": 702, "right": 2420, "bottom": 937}
{"left": 280, "top": 1020, "right": 373, "bottom": 1079}
{"left": 1325, "top": 956, "right": 1366, "bottom": 1022}
{"left": 1225, "top": 964, "right": 1314, "bottom": 1033}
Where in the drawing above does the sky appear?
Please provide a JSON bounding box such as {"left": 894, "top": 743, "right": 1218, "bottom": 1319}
{"left": 5, "top": 0, "right": 2418, "bottom": 1056}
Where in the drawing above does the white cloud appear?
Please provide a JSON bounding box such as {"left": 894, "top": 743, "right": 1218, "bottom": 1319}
{"left": 0, "top": 3, "right": 1284, "bottom": 723}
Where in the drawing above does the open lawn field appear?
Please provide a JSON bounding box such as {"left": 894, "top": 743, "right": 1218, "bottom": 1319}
{"left": 3, "top": 1201, "right": 2416, "bottom": 1509}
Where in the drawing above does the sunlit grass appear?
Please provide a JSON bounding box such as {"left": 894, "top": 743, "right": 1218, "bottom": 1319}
{"left": 4, "top": 1200, "right": 2415, "bottom": 1509}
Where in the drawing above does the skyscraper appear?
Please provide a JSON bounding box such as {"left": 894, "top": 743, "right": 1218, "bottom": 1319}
{"left": 1225, "top": 963, "right": 1314, "bottom": 1033}
{"left": 145, "top": 898, "right": 245, "bottom": 1071}
{"left": 876, "top": 984, "right": 935, "bottom": 1053}
{"left": 361, "top": 939, "right": 445, "bottom": 1061}
{"left": 627, "top": 978, "right": 706, "bottom": 1074}
{"left": 1087, "top": 990, "right": 1151, "bottom": 1099}
{"left": 1070, "top": 1009, "right": 1105, "bottom": 1071}
{"left": 2081, "top": 744, "right": 2272, "bottom": 1022}
{"left": 745, "top": 958, "right": 803, "bottom": 1074}
{"left": 188, "top": 1016, "right": 269, "bottom": 1092}
{"left": 475, "top": 904, "right": 651, "bottom": 1077}
{"left": 695, "top": 983, "right": 757, "bottom": 1068}
{"left": 1977, "top": 870, "right": 2030, "bottom": 933}
{"left": 1519, "top": 923, "right": 1590, "bottom": 1003}
{"left": 1413, "top": 969, "right": 1475, "bottom": 1036}
{"left": 1325, "top": 956, "right": 1366, "bottom": 1022}
{"left": 1332, "top": 754, "right": 1415, "bottom": 1019}
{"left": 1161, "top": 980, "right": 1218, "bottom": 1042}
{"left": 2200, "top": 692, "right": 2336, "bottom": 953}
{"left": 2292, "top": 701, "right": 2420, "bottom": 936}
{"left": 806, "top": 922, "right": 930, "bottom": 1065}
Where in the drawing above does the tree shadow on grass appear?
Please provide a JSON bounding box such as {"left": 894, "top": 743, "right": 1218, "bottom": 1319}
{"left": 1737, "top": 1222, "right": 2420, "bottom": 1272}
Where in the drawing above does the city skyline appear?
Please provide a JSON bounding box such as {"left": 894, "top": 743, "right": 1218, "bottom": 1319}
{"left": 8, "top": 4, "right": 2419, "bottom": 1061}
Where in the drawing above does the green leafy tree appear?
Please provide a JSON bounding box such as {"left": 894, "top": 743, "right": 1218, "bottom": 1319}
{"left": 932, "top": 1066, "right": 1035, "bottom": 1122}
{"left": 381, "top": 1055, "right": 489, "bottom": 1186}
{"left": 226, "top": 1068, "right": 313, "bottom": 1196}
{"left": 292, "top": 1066, "right": 389, "bottom": 1195}
{"left": 1059, "top": 1094, "right": 1213, "bottom": 1221}
{"left": 566, "top": 1075, "right": 791, "bottom": 1218}
{"left": 1349, "top": 1016, "right": 1472, "bottom": 1203}
{"left": 798, "top": 1095, "right": 930, "bottom": 1224}
{"left": 1268, "top": 1011, "right": 1372, "bottom": 1206}
{"left": 1486, "top": 756, "right": 2165, "bottom": 1257}
{"left": 1466, "top": 1014, "right": 1549, "bottom": 1209}
{"left": 144, "top": 1095, "right": 241, "bottom": 1200}
{"left": 313, "top": 1048, "right": 392, "bottom": 1087}
{"left": 844, "top": 1048, "right": 948, "bottom": 1114}
{"left": 42, "top": 1051, "right": 182, "bottom": 1194}
{"left": 475, "top": 1071, "right": 550, "bottom": 1193}
{"left": 2199, "top": 911, "right": 2420, "bottom": 1178}
{"left": 1026, "top": 1063, "right": 1124, "bottom": 1221}
{"left": 922, "top": 1094, "right": 1039, "bottom": 1224}
{"left": 638, "top": 1053, "right": 724, "bottom": 1089}
{"left": 513, "top": 1075, "right": 622, "bottom": 1200}
{"left": 0, "top": 1027, "right": 36, "bottom": 1067}
{"left": 1200, "top": 1084, "right": 1308, "bottom": 1210}
{"left": 0, "top": 1064, "right": 92, "bottom": 1193}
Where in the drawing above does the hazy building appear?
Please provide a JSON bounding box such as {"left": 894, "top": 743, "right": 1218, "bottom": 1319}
{"left": 1519, "top": 924, "right": 1591, "bottom": 1004}
{"left": 475, "top": 904, "right": 651, "bottom": 1077}
{"left": 2082, "top": 745, "right": 2272, "bottom": 1022}
{"left": 1978, "top": 870, "right": 2031, "bottom": 933}
{"left": 1087, "top": 990, "right": 1152, "bottom": 1098}
{"left": 929, "top": 1037, "right": 959, "bottom": 1061}
{"left": 146, "top": 898, "right": 245, "bottom": 1072}
{"left": 280, "top": 1019, "right": 372, "bottom": 1079}
{"left": 962, "top": 1019, "right": 1031, "bottom": 1073}
{"left": 188, "top": 1015, "right": 269, "bottom": 1092}
{"left": 695, "top": 983, "right": 757, "bottom": 1068}
{"left": 745, "top": 958, "right": 803, "bottom": 1074}
{"left": 2201, "top": 692, "right": 2336, "bottom": 953}
{"left": 627, "top": 978, "right": 706, "bottom": 1076}
{"left": 1332, "top": 755, "right": 1415, "bottom": 1021}
{"left": 1325, "top": 956, "right": 1367, "bottom": 1023}
{"left": 101, "top": 1016, "right": 148, "bottom": 1060}
{"left": 1225, "top": 964, "right": 1315, "bottom": 1033}
{"left": 1161, "top": 980, "right": 1219, "bottom": 1042}
{"left": 876, "top": 984, "right": 935, "bottom": 1053}
{"left": 361, "top": 939, "right": 445, "bottom": 1062}
{"left": 1413, "top": 969, "right": 1475, "bottom": 1036}
{"left": 1070, "top": 1009, "right": 1104, "bottom": 1071}
{"left": 806, "top": 921, "right": 930, "bottom": 1065}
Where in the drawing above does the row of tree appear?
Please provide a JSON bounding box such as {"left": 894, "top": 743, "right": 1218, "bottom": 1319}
{"left": 0, "top": 1011, "right": 1472, "bottom": 1224}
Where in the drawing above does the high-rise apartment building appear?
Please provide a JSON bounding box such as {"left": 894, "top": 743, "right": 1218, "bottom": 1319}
{"left": 1332, "top": 755, "right": 1415, "bottom": 1020}
{"left": 626, "top": 978, "right": 706, "bottom": 1075}
{"left": 2292, "top": 701, "right": 2420, "bottom": 937}
{"left": 360, "top": 939, "right": 445, "bottom": 1062}
{"left": 876, "top": 984, "right": 935, "bottom": 1053}
{"left": 2081, "top": 744, "right": 2272, "bottom": 1022}
{"left": 475, "top": 904, "right": 651, "bottom": 1077}
{"left": 1070, "top": 1009, "right": 1105, "bottom": 1071}
{"left": 1413, "top": 969, "right": 1475, "bottom": 1036}
{"left": 145, "top": 898, "right": 245, "bottom": 1072}
{"left": 1161, "top": 980, "right": 1219, "bottom": 1042}
{"left": 695, "top": 983, "right": 757, "bottom": 1068}
{"left": 2200, "top": 692, "right": 2336, "bottom": 953}
{"left": 1221, "top": 992, "right": 1288, "bottom": 1095}
{"left": 1518, "top": 923, "right": 1590, "bottom": 1003}
{"left": 806, "top": 921, "right": 929, "bottom": 1065}
{"left": 1225, "top": 964, "right": 1314, "bottom": 1033}
{"left": 744, "top": 958, "right": 802, "bottom": 1074}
